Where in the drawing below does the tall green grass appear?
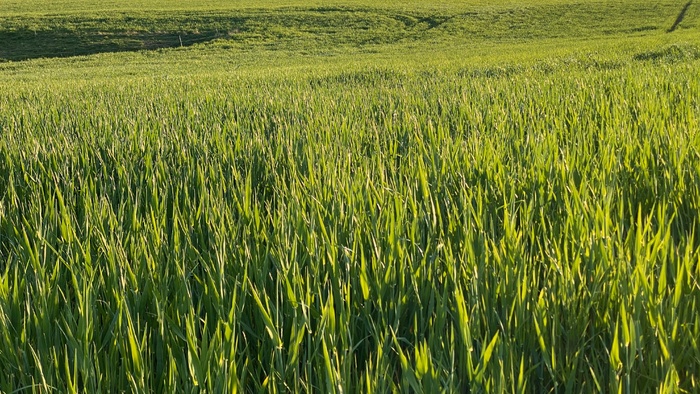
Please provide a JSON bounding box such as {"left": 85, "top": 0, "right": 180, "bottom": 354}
{"left": 1, "top": 52, "right": 699, "bottom": 392}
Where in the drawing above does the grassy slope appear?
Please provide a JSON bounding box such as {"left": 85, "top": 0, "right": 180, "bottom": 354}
{"left": 1, "top": 1, "right": 700, "bottom": 393}
{"left": 0, "top": 0, "right": 695, "bottom": 64}
{"left": 0, "top": 0, "right": 603, "bottom": 14}
{"left": 0, "top": 0, "right": 697, "bottom": 86}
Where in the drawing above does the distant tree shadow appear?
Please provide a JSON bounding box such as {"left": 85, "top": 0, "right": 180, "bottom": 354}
{"left": 0, "top": 14, "right": 248, "bottom": 62}
{"left": 0, "top": 29, "right": 232, "bottom": 61}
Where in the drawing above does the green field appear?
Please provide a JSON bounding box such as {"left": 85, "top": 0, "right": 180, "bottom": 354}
{"left": 1, "top": 0, "right": 700, "bottom": 392}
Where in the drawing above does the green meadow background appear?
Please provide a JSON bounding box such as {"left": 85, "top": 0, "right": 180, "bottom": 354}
{"left": 1, "top": 0, "right": 699, "bottom": 392}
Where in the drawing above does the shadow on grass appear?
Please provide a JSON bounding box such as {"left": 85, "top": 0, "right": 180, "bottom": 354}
{"left": 633, "top": 43, "right": 700, "bottom": 63}
{"left": 668, "top": 1, "right": 693, "bottom": 32}
{"left": 0, "top": 8, "right": 408, "bottom": 62}
{"left": 0, "top": 28, "right": 230, "bottom": 62}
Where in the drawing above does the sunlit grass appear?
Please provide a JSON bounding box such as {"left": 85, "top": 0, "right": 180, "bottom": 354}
{"left": 1, "top": 0, "right": 700, "bottom": 392}
{"left": 2, "top": 55, "right": 700, "bottom": 392}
